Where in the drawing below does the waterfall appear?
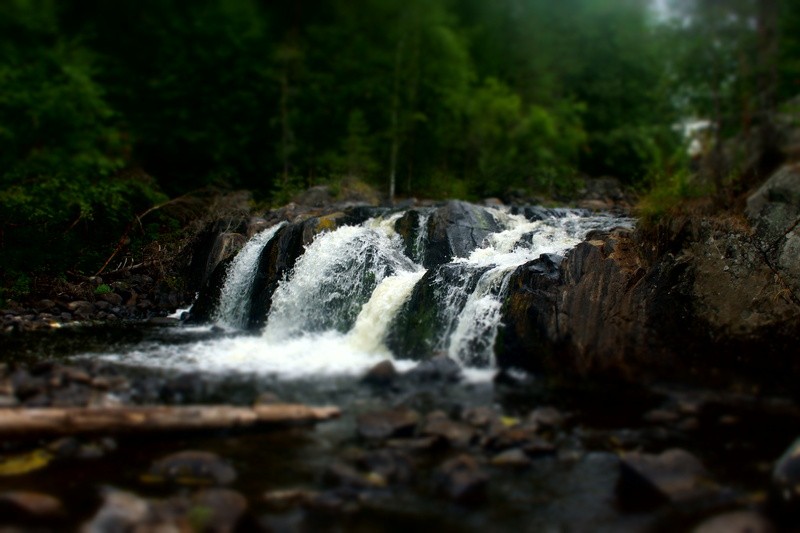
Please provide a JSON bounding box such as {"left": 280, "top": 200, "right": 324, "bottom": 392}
{"left": 264, "top": 220, "right": 421, "bottom": 341}
{"left": 214, "top": 222, "right": 286, "bottom": 328}
{"left": 347, "top": 269, "right": 426, "bottom": 354}
{"left": 442, "top": 212, "right": 626, "bottom": 366}
{"left": 95, "top": 206, "right": 630, "bottom": 379}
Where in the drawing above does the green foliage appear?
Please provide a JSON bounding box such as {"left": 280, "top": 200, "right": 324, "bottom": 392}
{"left": 1, "top": 0, "right": 797, "bottom": 289}
{"left": 94, "top": 284, "right": 111, "bottom": 295}
{"left": 638, "top": 169, "right": 712, "bottom": 221}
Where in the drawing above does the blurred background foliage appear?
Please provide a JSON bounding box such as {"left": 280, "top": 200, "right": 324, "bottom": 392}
{"left": 1, "top": 0, "right": 798, "bottom": 284}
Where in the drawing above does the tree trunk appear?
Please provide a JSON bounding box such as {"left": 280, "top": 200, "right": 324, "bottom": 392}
{"left": 0, "top": 404, "right": 340, "bottom": 437}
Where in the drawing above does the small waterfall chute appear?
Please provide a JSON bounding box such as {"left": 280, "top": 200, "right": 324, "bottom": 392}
{"left": 264, "top": 221, "right": 421, "bottom": 341}
{"left": 214, "top": 222, "right": 287, "bottom": 329}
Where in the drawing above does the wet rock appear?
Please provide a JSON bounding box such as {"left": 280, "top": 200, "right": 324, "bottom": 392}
{"left": 617, "top": 448, "right": 714, "bottom": 509}
{"left": 772, "top": 437, "right": 800, "bottom": 509}
{"left": 423, "top": 201, "right": 501, "bottom": 268}
{"left": 192, "top": 488, "right": 248, "bottom": 532}
{"left": 357, "top": 407, "right": 420, "bottom": 440}
{"left": 144, "top": 451, "right": 237, "bottom": 486}
{"left": 35, "top": 299, "right": 57, "bottom": 312}
{"left": 692, "top": 510, "right": 774, "bottom": 533}
{"left": 386, "top": 436, "right": 441, "bottom": 453}
{"left": 394, "top": 209, "right": 430, "bottom": 262}
{"left": 643, "top": 409, "right": 681, "bottom": 425}
{"left": 405, "top": 355, "right": 462, "bottom": 383}
{"left": 361, "top": 360, "right": 398, "bottom": 387}
{"left": 433, "top": 454, "right": 489, "bottom": 504}
{"left": 147, "top": 316, "right": 179, "bottom": 326}
{"left": 81, "top": 489, "right": 151, "bottom": 533}
{"left": 747, "top": 164, "right": 800, "bottom": 242}
{"left": 483, "top": 424, "right": 552, "bottom": 455}
{"left": 490, "top": 448, "right": 532, "bottom": 468}
{"left": 0, "top": 491, "right": 64, "bottom": 519}
{"left": 67, "top": 301, "right": 96, "bottom": 318}
{"left": 526, "top": 406, "right": 566, "bottom": 429}
{"left": 263, "top": 488, "right": 318, "bottom": 509}
{"left": 99, "top": 293, "right": 123, "bottom": 306}
{"left": 355, "top": 449, "right": 414, "bottom": 484}
{"left": 421, "top": 414, "right": 476, "bottom": 448}
{"left": 323, "top": 462, "right": 384, "bottom": 489}
{"left": 462, "top": 406, "right": 501, "bottom": 428}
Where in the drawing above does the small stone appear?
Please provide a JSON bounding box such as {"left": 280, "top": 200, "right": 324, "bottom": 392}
{"left": 692, "top": 510, "right": 774, "bottom": 533}
{"left": 100, "top": 293, "right": 123, "bottom": 306}
{"left": 490, "top": 448, "right": 532, "bottom": 468}
{"left": 678, "top": 417, "right": 701, "bottom": 432}
{"left": 526, "top": 406, "right": 565, "bottom": 429}
{"left": 617, "top": 448, "right": 715, "bottom": 509}
{"left": 433, "top": 454, "right": 489, "bottom": 504}
{"left": 35, "top": 299, "right": 57, "bottom": 312}
{"left": 643, "top": 409, "right": 681, "bottom": 425}
{"left": 405, "top": 355, "right": 462, "bottom": 383}
{"left": 356, "top": 407, "right": 419, "bottom": 440}
{"left": 0, "top": 491, "right": 64, "bottom": 518}
{"left": 144, "top": 450, "right": 237, "bottom": 486}
{"left": 356, "top": 450, "right": 414, "bottom": 484}
{"left": 192, "top": 488, "right": 248, "bottom": 532}
{"left": 421, "top": 416, "right": 476, "bottom": 448}
{"left": 386, "top": 436, "right": 441, "bottom": 452}
{"left": 719, "top": 414, "right": 739, "bottom": 426}
{"left": 67, "top": 300, "right": 95, "bottom": 317}
{"left": 322, "top": 462, "right": 378, "bottom": 489}
{"left": 361, "top": 360, "right": 398, "bottom": 386}
{"left": 263, "top": 488, "right": 318, "bottom": 509}
{"left": 462, "top": 406, "right": 500, "bottom": 428}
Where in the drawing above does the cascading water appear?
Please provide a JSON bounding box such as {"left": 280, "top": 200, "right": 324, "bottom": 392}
{"left": 445, "top": 211, "right": 630, "bottom": 366}
{"left": 214, "top": 222, "right": 286, "bottom": 328}
{"left": 93, "top": 206, "right": 630, "bottom": 378}
{"left": 263, "top": 218, "right": 419, "bottom": 340}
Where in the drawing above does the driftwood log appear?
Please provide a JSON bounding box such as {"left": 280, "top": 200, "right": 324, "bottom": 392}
{"left": 0, "top": 404, "right": 340, "bottom": 436}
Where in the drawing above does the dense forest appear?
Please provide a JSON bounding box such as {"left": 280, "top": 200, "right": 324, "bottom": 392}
{"left": 1, "top": 0, "right": 798, "bottom": 295}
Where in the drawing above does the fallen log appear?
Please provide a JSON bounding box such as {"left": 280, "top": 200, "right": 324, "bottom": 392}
{"left": 0, "top": 404, "right": 340, "bottom": 436}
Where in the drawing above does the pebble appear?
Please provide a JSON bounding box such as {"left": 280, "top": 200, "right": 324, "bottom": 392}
{"left": 0, "top": 491, "right": 64, "bottom": 518}
{"left": 692, "top": 510, "right": 774, "bottom": 533}
{"left": 357, "top": 407, "right": 419, "bottom": 440}
{"left": 433, "top": 454, "right": 489, "bottom": 504}
{"left": 490, "top": 448, "right": 532, "bottom": 468}
{"left": 144, "top": 450, "right": 237, "bottom": 486}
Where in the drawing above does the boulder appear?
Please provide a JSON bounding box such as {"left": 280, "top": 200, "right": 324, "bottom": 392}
{"left": 356, "top": 407, "right": 420, "bottom": 441}
{"left": 772, "top": 437, "right": 800, "bottom": 511}
{"left": 143, "top": 450, "right": 237, "bottom": 486}
{"left": 747, "top": 163, "right": 800, "bottom": 301}
{"left": 616, "top": 448, "right": 714, "bottom": 509}
{"left": 423, "top": 201, "right": 501, "bottom": 268}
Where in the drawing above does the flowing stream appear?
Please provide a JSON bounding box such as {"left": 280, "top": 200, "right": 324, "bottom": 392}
{"left": 95, "top": 206, "right": 628, "bottom": 378}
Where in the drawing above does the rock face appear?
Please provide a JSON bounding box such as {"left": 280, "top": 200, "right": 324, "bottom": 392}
{"left": 423, "top": 201, "right": 501, "bottom": 268}
{"left": 498, "top": 209, "right": 800, "bottom": 382}
{"left": 746, "top": 163, "right": 800, "bottom": 302}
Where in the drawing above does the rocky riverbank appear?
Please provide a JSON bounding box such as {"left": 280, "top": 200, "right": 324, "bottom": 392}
{"left": 1, "top": 351, "right": 800, "bottom": 531}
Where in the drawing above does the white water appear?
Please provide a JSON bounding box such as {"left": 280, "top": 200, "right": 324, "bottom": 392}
{"left": 93, "top": 208, "right": 629, "bottom": 379}
{"left": 264, "top": 223, "right": 419, "bottom": 340}
{"left": 214, "top": 222, "right": 286, "bottom": 328}
{"left": 443, "top": 212, "right": 629, "bottom": 366}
